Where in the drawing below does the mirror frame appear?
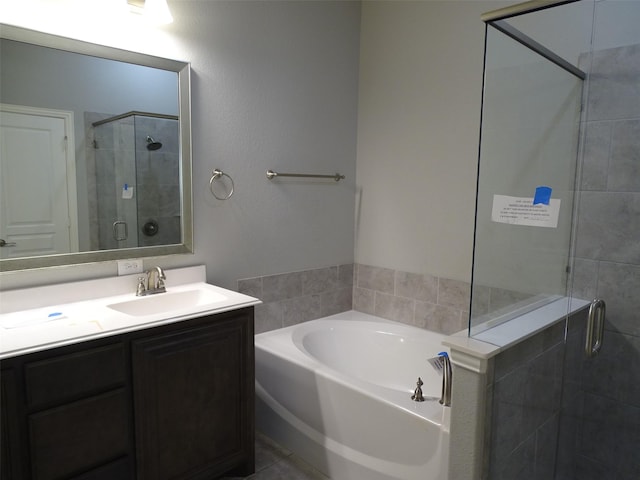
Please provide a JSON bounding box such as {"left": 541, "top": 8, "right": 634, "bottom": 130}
{"left": 0, "top": 24, "right": 193, "bottom": 272}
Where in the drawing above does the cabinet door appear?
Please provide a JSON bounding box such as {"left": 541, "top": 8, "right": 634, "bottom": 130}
{"left": 132, "top": 312, "right": 254, "bottom": 480}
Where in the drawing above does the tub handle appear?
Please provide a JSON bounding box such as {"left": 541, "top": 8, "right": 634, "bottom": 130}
{"left": 411, "top": 377, "right": 425, "bottom": 402}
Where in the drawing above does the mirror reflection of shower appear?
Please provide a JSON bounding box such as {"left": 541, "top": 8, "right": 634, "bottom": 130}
{"left": 89, "top": 111, "right": 180, "bottom": 250}
{"left": 146, "top": 135, "right": 163, "bottom": 150}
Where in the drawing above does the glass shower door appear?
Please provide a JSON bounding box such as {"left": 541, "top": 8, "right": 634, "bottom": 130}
{"left": 93, "top": 115, "right": 139, "bottom": 250}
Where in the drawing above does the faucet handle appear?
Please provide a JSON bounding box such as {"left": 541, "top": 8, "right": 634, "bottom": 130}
{"left": 136, "top": 277, "right": 146, "bottom": 296}
{"left": 411, "top": 377, "right": 425, "bottom": 402}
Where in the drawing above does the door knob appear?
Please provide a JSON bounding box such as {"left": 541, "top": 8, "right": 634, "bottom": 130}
{"left": 0, "top": 238, "right": 17, "bottom": 247}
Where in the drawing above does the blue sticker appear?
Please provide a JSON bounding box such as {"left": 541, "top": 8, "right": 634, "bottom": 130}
{"left": 533, "top": 186, "right": 552, "bottom": 205}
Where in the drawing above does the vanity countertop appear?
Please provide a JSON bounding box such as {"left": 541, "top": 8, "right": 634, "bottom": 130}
{"left": 0, "top": 265, "right": 261, "bottom": 359}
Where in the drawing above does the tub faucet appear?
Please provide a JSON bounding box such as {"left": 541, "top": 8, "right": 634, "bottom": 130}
{"left": 136, "top": 266, "right": 167, "bottom": 296}
{"left": 411, "top": 377, "right": 425, "bottom": 402}
{"left": 439, "top": 352, "right": 452, "bottom": 407}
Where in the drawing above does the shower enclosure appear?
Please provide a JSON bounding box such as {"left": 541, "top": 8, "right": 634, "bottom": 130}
{"left": 470, "top": 0, "right": 640, "bottom": 478}
{"left": 91, "top": 112, "right": 180, "bottom": 251}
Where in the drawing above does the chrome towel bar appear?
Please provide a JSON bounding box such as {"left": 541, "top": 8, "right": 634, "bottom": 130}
{"left": 266, "top": 170, "right": 345, "bottom": 182}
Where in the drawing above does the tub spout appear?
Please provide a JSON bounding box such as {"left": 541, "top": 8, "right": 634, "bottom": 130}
{"left": 439, "top": 352, "right": 452, "bottom": 407}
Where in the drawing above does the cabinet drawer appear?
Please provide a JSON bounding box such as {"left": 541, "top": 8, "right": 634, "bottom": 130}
{"left": 29, "top": 389, "right": 130, "bottom": 480}
{"left": 69, "top": 456, "right": 133, "bottom": 480}
{"left": 25, "top": 343, "right": 126, "bottom": 409}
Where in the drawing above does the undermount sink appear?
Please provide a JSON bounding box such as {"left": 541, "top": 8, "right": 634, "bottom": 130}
{"left": 107, "top": 288, "right": 228, "bottom": 317}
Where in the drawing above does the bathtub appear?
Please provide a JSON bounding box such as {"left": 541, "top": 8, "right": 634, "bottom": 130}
{"left": 255, "top": 310, "right": 450, "bottom": 480}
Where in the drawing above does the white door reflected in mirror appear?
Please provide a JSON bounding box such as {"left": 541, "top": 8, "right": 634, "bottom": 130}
{"left": 0, "top": 105, "right": 78, "bottom": 259}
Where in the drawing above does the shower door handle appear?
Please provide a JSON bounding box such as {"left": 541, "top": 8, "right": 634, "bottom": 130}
{"left": 585, "top": 298, "right": 606, "bottom": 358}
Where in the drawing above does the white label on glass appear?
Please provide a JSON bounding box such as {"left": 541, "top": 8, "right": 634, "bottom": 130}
{"left": 491, "top": 195, "right": 560, "bottom": 228}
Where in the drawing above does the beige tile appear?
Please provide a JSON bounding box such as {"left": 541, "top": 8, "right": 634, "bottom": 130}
{"left": 254, "top": 302, "right": 283, "bottom": 334}
{"left": 356, "top": 264, "right": 394, "bottom": 294}
{"left": 301, "top": 267, "right": 337, "bottom": 295}
{"left": 438, "top": 278, "right": 471, "bottom": 310}
{"left": 374, "top": 291, "right": 414, "bottom": 324}
{"left": 262, "top": 271, "right": 304, "bottom": 302}
{"left": 337, "top": 263, "right": 355, "bottom": 288}
{"left": 282, "top": 295, "right": 322, "bottom": 327}
{"left": 415, "top": 301, "right": 464, "bottom": 335}
{"left": 320, "top": 287, "right": 352, "bottom": 317}
{"left": 353, "top": 287, "right": 375, "bottom": 315}
{"left": 238, "top": 277, "right": 263, "bottom": 298}
{"left": 395, "top": 271, "right": 437, "bottom": 302}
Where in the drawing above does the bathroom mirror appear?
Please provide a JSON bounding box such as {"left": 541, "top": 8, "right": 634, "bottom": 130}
{"left": 0, "top": 24, "right": 192, "bottom": 272}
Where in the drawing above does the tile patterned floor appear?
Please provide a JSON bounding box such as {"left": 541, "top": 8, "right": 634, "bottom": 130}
{"left": 221, "top": 432, "right": 330, "bottom": 480}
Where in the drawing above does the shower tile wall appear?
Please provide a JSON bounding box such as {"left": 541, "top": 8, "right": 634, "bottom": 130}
{"left": 88, "top": 114, "right": 180, "bottom": 250}
{"left": 134, "top": 115, "right": 181, "bottom": 247}
{"left": 484, "top": 316, "right": 569, "bottom": 480}
{"left": 561, "top": 43, "right": 640, "bottom": 480}
{"left": 238, "top": 265, "right": 354, "bottom": 334}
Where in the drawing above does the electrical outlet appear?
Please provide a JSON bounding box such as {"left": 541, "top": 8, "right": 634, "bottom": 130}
{"left": 117, "top": 259, "right": 144, "bottom": 276}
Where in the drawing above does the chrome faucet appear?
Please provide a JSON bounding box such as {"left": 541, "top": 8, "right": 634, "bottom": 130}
{"left": 439, "top": 351, "right": 452, "bottom": 407}
{"left": 136, "top": 266, "right": 167, "bottom": 296}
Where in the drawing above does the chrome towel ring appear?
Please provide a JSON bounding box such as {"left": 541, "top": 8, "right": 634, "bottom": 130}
{"left": 209, "top": 169, "right": 234, "bottom": 200}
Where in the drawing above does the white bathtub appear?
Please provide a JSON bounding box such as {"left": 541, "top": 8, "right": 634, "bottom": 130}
{"left": 255, "top": 310, "right": 450, "bottom": 480}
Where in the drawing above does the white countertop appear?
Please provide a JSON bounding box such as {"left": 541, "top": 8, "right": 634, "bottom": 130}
{"left": 0, "top": 265, "right": 261, "bottom": 359}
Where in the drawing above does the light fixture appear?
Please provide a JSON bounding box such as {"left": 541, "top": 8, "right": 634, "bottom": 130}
{"left": 128, "top": 0, "right": 174, "bottom": 25}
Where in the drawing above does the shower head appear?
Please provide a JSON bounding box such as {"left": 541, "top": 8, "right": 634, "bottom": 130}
{"left": 146, "top": 135, "right": 162, "bottom": 151}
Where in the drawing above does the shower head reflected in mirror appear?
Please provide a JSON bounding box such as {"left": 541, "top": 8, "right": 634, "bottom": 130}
{"left": 146, "top": 135, "right": 162, "bottom": 150}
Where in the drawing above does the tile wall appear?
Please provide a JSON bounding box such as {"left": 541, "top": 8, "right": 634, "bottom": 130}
{"left": 484, "top": 309, "right": 586, "bottom": 480}
{"left": 238, "top": 265, "right": 354, "bottom": 334}
{"left": 238, "top": 263, "right": 472, "bottom": 336}
{"left": 353, "top": 264, "right": 470, "bottom": 335}
{"left": 134, "top": 115, "right": 181, "bottom": 248}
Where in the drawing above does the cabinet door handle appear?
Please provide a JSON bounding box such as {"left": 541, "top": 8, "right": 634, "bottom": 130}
{"left": 585, "top": 298, "right": 606, "bottom": 358}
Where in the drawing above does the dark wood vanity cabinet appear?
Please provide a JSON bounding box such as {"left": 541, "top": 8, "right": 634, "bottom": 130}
{"left": 0, "top": 307, "right": 255, "bottom": 480}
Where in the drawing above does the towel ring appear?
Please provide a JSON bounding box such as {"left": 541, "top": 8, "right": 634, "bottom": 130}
{"left": 209, "top": 169, "right": 234, "bottom": 200}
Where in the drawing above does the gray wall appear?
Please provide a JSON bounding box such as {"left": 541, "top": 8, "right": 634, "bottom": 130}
{"left": 0, "top": 0, "right": 361, "bottom": 291}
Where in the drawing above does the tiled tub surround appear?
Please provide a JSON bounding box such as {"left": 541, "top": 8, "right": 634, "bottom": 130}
{"left": 238, "top": 263, "right": 474, "bottom": 335}
{"left": 238, "top": 265, "right": 354, "bottom": 334}
{"left": 241, "top": 263, "right": 531, "bottom": 336}
{"left": 353, "top": 263, "right": 471, "bottom": 335}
